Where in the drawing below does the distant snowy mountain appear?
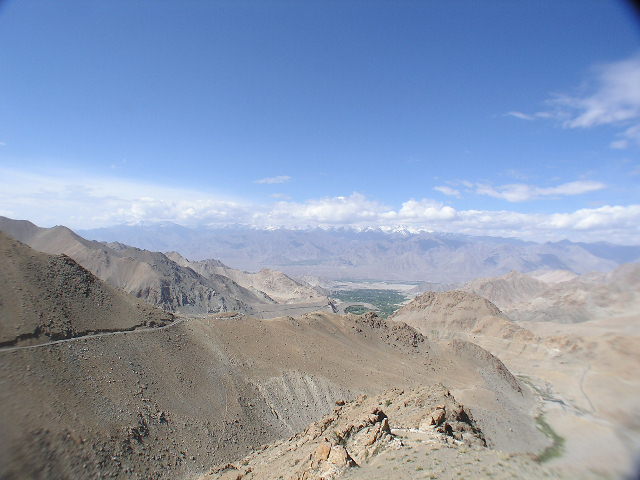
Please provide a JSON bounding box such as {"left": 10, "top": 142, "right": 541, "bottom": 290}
{"left": 79, "top": 224, "right": 640, "bottom": 282}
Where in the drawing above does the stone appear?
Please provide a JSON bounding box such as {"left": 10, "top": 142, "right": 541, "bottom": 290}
{"left": 430, "top": 407, "right": 446, "bottom": 426}
{"left": 311, "top": 442, "right": 331, "bottom": 463}
{"left": 327, "top": 445, "right": 357, "bottom": 467}
{"left": 454, "top": 405, "right": 471, "bottom": 423}
{"left": 380, "top": 417, "right": 390, "bottom": 434}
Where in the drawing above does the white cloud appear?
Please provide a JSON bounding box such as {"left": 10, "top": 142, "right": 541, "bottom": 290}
{"left": 610, "top": 139, "right": 630, "bottom": 150}
{"left": 506, "top": 111, "right": 535, "bottom": 121}
{"left": 610, "top": 124, "right": 640, "bottom": 150}
{"left": 559, "top": 55, "right": 640, "bottom": 129}
{"left": 396, "top": 199, "right": 457, "bottom": 221}
{"left": 0, "top": 168, "right": 637, "bottom": 243}
{"left": 474, "top": 180, "right": 606, "bottom": 202}
{"left": 0, "top": 168, "right": 250, "bottom": 228}
{"left": 434, "top": 185, "right": 461, "bottom": 198}
{"left": 254, "top": 175, "right": 291, "bottom": 184}
{"left": 546, "top": 205, "right": 640, "bottom": 230}
{"left": 505, "top": 111, "right": 553, "bottom": 121}
{"left": 268, "top": 193, "right": 391, "bottom": 225}
{"left": 508, "top": 53, "right": 640, "bottom": 149}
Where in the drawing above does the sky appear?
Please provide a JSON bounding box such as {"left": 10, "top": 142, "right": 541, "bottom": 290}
{"left": 0, "top": 0, "right": 639, "bottom": 243}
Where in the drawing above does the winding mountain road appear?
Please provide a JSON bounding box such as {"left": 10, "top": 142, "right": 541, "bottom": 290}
{"left": 0, "top": 317, "right": 188, "bottom": 353}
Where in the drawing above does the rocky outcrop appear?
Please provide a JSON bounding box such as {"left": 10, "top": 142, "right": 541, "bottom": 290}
{"left": 201, "top": 386, "right": 486, "bottom": 480}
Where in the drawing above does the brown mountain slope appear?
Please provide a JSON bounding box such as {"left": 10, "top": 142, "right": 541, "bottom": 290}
{"left": 166, "top": 252, "right": 328, "bottom": 304}
{"left": 463, "top": 271, "right": 549, "bottom": 309}
{"left": 0, "top": 310, "right": 547, "bottom": 480}
{"left": 0, "top": 216, "right": 271, "bottom": 314}
{"left": 389, "top": 290, "right": 534, "bottom": 342}
{"left": 462, "top": 264, "right": 640, "bottom": 323}
{"left": 0, "top": 232, "right": 172, "bottom": 347}
{"left": 391, "top": 285, "right": 640, "bottom": 478}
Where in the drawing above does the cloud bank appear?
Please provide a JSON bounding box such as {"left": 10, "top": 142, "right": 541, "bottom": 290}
{"left": 0, "top": 168, "right": 637, "bottom": 244}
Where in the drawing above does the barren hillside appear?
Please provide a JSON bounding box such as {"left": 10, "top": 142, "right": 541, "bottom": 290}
{"left": 0, "top": 302, "right": 548, "bottom": 479}
{"left": 0, "top": 232, "right": 172, "bottom": 347}
{"left": 166, "top": 251, "right": 328, "bottom": 304}
{"left": 0, "top": 217, "right": 282, "bottom": 315}
{"left": 461, "top": 264, "right": 640, "bottom": 323}
{"left": 391, "top": 289, "right": 640, "bottom": 478}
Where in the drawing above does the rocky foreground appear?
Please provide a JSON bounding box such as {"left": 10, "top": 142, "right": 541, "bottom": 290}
{"left": 202, "top": 386, "right": 565, "bottom": 480}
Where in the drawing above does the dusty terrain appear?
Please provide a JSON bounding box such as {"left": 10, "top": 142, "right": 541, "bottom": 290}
{"left": 1, "top": 309, "right": 549, "bottom": 479}
{"left": 391, "top": 289, "right": 640, "bottom": 478}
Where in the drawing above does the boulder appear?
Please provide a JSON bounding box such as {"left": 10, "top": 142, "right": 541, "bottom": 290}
{"left": 327, "top": 445, "right": 357, "bottom": 467}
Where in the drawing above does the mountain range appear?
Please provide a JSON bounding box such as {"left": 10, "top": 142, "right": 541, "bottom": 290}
{"left": 1, "top": 215, "right": 639, "bottom": 478}
{"left": 0, "top": 234, "right": 551, "bottom": 479}
{"left": 79, "top": 223, "right": 640, "bottom": 282}
{"left": 459, "top": 264, "right": 640, "bottom": 323}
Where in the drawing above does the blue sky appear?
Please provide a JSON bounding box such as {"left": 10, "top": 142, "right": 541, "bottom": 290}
{"left": 0, "top": 0, "right": 639, "bottom": 242}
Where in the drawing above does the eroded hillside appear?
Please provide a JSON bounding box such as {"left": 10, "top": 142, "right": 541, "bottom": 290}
{"left": 0, "top": 232, "right": 173, "bottom": 347}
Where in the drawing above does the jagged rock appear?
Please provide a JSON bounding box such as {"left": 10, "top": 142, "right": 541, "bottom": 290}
{"left": 454, "top": 405, "right": 470, "bottom": 423}
{"left": 431, "top": 407, "right": 446, "bottom": 426}
{"left": 438, "top": 422, "right": 454, "bottom": 436}
{"left": 327, "top": 445, "right": 356, "bottom": 467}
{"left": 311, "top": 442, "right": 331, "bottom": 465}
{"left": 198, "top": 387, "right": 493, "bottom": 479}
{"left": 380, "top": 417, "right": 390, "bottom": 434}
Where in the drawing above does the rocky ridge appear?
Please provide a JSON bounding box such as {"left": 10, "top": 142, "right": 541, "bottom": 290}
{"left": 200, "top": 386, "right": 565, "bottom": 480}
